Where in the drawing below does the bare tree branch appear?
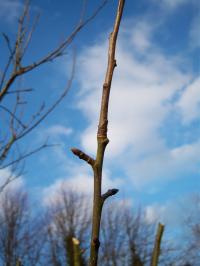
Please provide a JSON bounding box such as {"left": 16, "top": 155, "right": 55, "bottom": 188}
{"left": 0, "top": 0, "right": 109, "bottom": 102}
{"left": 101, "top": 189, "right": 119, "bottom": 202}
{"left": 0, "top": 105, "right": 26, "bottom": 129}
{"left": 0, "top": 142, "right": 59, "bottom": 170}
{"left": 71, "top": 1, "right": 125, "bottom": 265}
{"left": 0, "top": 0, "right": 109, "bottom": 182}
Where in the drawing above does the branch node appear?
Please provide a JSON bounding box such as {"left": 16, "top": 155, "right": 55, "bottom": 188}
{"left": 103, "top": 138, "right": 109, "bottom": 145}
{"left": 103, "top": 83, "right": 109, "bottom": 90}
{"left": 92, "top": 238, "right": 100, "bottom": 249}
{"left": 71, "top": 148, "right": 95, "bottom": 166}
{"left": 97, "top": 119, "right": 108, "bottom": 138}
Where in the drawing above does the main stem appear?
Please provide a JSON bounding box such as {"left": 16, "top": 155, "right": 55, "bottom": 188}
{"left": 89, "top": 1, "right": 125, "bottom": 265}
{"left": 71, "top": 1, "right": 125, "bottom": 265}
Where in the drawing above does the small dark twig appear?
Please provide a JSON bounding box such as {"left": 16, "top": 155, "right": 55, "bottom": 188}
{"left": 0, "top": 135, "right": 16, "bottom": 161}
{"left": 0, "top": 0, "right": 108, "bottom": 101}
{"left": 2, "top": 33, "right": 12, "bottom": 54}
{"left": 5, "top": 88, "right": 33, "bottom": 94}
{"left": 0, "top": 142, "right": 59, "bottom": 169}
{"left": 101, "top": 189, "right": 119, "bottom": 202}
{"left": 0, "top": 105, "right": 26, "bottom": 129}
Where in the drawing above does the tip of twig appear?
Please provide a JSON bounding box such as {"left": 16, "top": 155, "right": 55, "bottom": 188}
{"left": 71, "top": 147, "right": 79, "bottom": 155}
{"left": 111, "top": 188, "right": 119, "bottom": 195}
{"left": 71, "top": 147, "right": 95, "bottom": 166}
{"left": 72, "top": 237, "right": 80, "bottom": 245}
{"left": 102, "top": 188, "right": 119, "bottom": 201}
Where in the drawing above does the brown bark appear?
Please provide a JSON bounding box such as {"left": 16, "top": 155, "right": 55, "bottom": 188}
{"left": 72, "top": 1, "right": 125, "bottom": 265}
{"left": 151, "top": 223, "right": 165, "bottom": 266}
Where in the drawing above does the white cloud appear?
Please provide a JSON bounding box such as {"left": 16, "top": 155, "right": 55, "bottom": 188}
{"left": 153, "top": 0, "right": 194, "bottom": 9}
{"left": 176, "top": 77, "right": 200, "bottom": 124}
{"left": 77, "top": 23, "right": 191, "bottom": 155}
{"left": 78, "top": 38, "right": 190, "bottom": 158}
{"left": 145, "top": 204, "right": 166, "bottom": 224}
{"left": 162, "top": 0, "right": 188, "bottom": 8}
{"left": 128, "top": 141, "right": 200, "bottom": 187}
{"left": 0, "top": 0, "right": 22, "bottom": 23}
{"left": 74, "top": 16, "right": 199, "bottom": 188}
{"left": 35, "top": 124, "right": 73, "bottom": 158}
{"left": 130, "top": 21, "right": 152, "bottom": 52}
{"left": 42, "top": 161, "right": 123, "bottom": 205}
{"left": 45, "top": 124, "right": 73, "bottom": 138}
{"left": 145, "top": 202, "right": 181, "bottom": 225}
{"left": 0, "top": 168, "right": 24, "bottom": 193}
{"left": 145, "top": 193, "right": 199, "bottom": 227}
{"left": 42, "top": 174, "right": 92, "bottom": 206}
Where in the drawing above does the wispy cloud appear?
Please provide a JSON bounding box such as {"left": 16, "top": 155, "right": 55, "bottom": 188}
{"left": 130, "top": 20, "right": 153, "bottom": 53}
{"left": 176, "top": 78, "right": 200, "bottom": 124}
{"left": 32, "top": 1, "right": 199, "bottom": 205}
{"left": 144, "top": 192, "right": 200, "bottom": 228}
{"left": 152, "top": 0, "right": 196, "bottom": 9}
{"left": 42, "top": 162, "right": 123, "bottom": 205}
{"left": 129, "top": 141, "right": 200, "bottom": 187}
{"left": 44, "top": 124, "right": 73, "bottom": 138}
{"left": 0, "top": 168, "right": 24, "bottom": 192}
{"left": 0, "top": 0, "right": 22, "bottom": 23}
{"left": 74, "top": 14, "right": 198, "bottom": 189}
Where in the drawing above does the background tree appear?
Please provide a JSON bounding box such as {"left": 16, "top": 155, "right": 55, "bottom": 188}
{"left": 0, "top": 184, "right": 191, "bottom": 266}
{"left": 45, "top": 192, "right": 167, "bottom": 266}
{"left": 177, "top": 194, "right": 200, "bottom": 266}
{"left": 123, "top": 207, "right": 155, "bottom": 266}
{"left": 99, "top": 202, "right": 159, "bottom": 266}
{"left": 100, "top": 202, "right": 127, "bottom": 266}
{"left": 45, "top": 189, "right": 90, "bottom": 266}
{"left": 0, "top": 188, "right": 46, "bottom": 266}
{"left": 0, "top": 0, "right": 108, "bottom": 189}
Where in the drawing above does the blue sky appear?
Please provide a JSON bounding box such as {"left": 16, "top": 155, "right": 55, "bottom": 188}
{"left": 0, "top": 0, "right": 200, "bottom": 226}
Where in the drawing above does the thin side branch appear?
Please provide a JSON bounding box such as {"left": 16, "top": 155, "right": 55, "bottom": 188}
{"left": 5, "top": 88, "right": 33, "bottom": 94}
{"left": 0, "top": 0, "right": 108, "bottom": 102}
{"left": 71, "top": 148, "right": 95, "bottom": 167}
{"left": 0, "top": 142, "right": 59, "bottom": 169}
{"left": 2, "top": 33, "right": 13, "bottom": 54}
{"left": 101, "top": 189, "right": 119, "bottom": 202}
{"left": 0, "top": 135, "right": 16, "bottom": 161}
{"left": 0, "top": 105, "right": 27, "bottom": 129}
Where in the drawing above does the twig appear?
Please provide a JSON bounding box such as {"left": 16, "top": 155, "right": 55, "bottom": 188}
{"left": 71, "top": 148, "right": 95, "bottom": 167}
{"left": 71, "top": 1, "right": 125, "bottom": 265}
{"left": 0, "top": 0, "right": 108, "bottom": 101}
{"left": 5, "top": 88, "right": 33, "bottom": 94}
{"left": 0, "top": 105, "right": 26, "bottom": 129}
{"left": 0, "top": 142, "right": 59, "bottom": 169}
{"left": 101, "top": 189, "right": 119, "bottom": 202}
{"left": 0, "top": 135, "right": 16, "bottom": 161}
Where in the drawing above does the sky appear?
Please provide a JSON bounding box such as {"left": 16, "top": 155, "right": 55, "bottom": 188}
{"left": 0, "top": 0, "right": 200, "bottom": 230}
